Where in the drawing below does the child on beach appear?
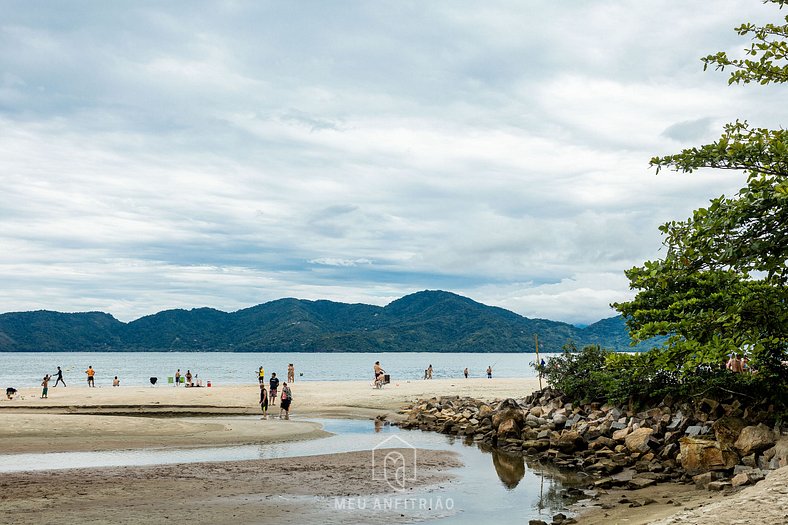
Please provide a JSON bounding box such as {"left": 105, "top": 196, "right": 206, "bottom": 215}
{"left": 279, "top": 383, "right": 292, "bottom": 419}
{"left": 113, "top": 376, "right": 120, "bottom": 387}
{"left": 269, "top": 373, "right": 279, "bottom": 406}
{"left": 259, "top": 384, "right": 269, "bottom": 419}
{"left": 41, "top": 374, "right": 50, "bottom": 398}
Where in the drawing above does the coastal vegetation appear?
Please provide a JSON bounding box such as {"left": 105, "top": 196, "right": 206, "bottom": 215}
{"left": 552, "top": 0, "right": 788, "bottom": 412}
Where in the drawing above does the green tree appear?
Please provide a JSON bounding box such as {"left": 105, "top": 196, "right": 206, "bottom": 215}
{"left": 614, "top": 0, "right": 788, "bottom": 392}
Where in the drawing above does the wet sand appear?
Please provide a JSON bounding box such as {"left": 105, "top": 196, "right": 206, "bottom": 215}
{"left": 0, "top": 448, "right": 462, "bottom": 525}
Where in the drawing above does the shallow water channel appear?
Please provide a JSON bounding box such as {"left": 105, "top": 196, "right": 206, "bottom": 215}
{"left": 0, "top": 417, "right": 580, "bottom": 523}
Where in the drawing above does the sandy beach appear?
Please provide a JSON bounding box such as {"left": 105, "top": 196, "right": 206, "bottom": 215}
{"left": 2, "top": 377, "right": 784, "bottom": 524}
{"left": 0, "top": 379, "right": 541, "bottom": 454}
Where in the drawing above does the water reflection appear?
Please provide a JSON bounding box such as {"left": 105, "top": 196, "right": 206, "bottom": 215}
{"left": 491, "top": 449, "right": 526, "bottom": 489}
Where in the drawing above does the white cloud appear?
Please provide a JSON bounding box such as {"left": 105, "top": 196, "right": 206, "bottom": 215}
{"left": 0, "top": 1, "right": 781, "bottom": 325}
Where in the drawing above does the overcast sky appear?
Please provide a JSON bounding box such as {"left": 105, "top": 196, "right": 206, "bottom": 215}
{"left": 0, "top": 1, "right": 783, "bottom": 325}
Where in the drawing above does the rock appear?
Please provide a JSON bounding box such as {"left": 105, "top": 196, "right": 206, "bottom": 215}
{"left": 627, "top": 478, "right": 656, "bottom": 489}
{"left": 731, "top": 472, "right": 751, "bottom": 487}
{"left": 712, "top": 416, "right": 747, "bottom": 445}
{"left": 528, "top": 521, "right": 548, "bottom": 525}
{"left": 552, "top": 413, "right": 568, "bottom": 426}
{"left": 679, "top": 437, "right": 739, "bottom": 475}
{"left": 497, "top": 418, "right": 521, "bottom": 439}
{"left": 478, "top": 405, "right": 493, "bottom": 419}
{"left": 612, "top": 427, "right": 630, "bottom": 441}
{"left": 625, "top": 428, "right": 655, "bottom": 453}
{"left": 557, "top": 431, "right": 587, "bottom": 453}
{"left": 529, "top": 406, "right": 543, "bottom": 417}
{"left": 707, "top": 481, "right": 731, "bottom": 491}
{"left": 692, "top": 471, "right": 720, "bottom": 489}
{"left": 590, "top": 437, "right": 616, "bottom": 450}
{"left": 685, "top": 425, "right": 705, "bottom": 436}
{"left": 552, "top": 513, "right": 567, "bottom": 524}
{"left": 734, "top": 424, "right": 777, "bottom": 456}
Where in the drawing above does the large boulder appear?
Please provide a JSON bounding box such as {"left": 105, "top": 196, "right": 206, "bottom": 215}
{"left": 625, "top": 427, "right": 656, "bottom": 453}
{"left": 712, "top": 416, "right": 747, "bottom": 445}
{"left": 497, "top": 418, "right": 521, "bottom": 439}
{"left": 734, "top": 424, "right": 777, "bottom": 456}
{"left": 492, "top": 399, "right": 526, "bottom": 430}
{"left": 679, "top": 437, "right": 739, "bottom": 475}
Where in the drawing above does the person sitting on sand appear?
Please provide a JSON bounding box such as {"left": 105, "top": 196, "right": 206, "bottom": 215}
{"left": 279, "top": 383, "right": 292, "bottom": 420}
{"left": 269, "top": 373, "right": 279, "bottom": 406}
{"left": 53, "top": 366, "right": 66, "bottom": 387}
{"left": 259, "top": 383, "right": 269, "bottom": 419}
{"left": 113, "top": 376, "right": 120, "bottom": 387}
{"left": 85, "top": 366, "right": 96, "bottom": 387}
{"left": 6, "top": 387, "right": 17, "bottom": 400}
{"left": 41, "top": 374, "right": 50, "bottom": 399}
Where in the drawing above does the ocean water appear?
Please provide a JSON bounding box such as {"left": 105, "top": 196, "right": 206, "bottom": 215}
{"left": 0, "top": 352, "right": 542, "bottom": 388}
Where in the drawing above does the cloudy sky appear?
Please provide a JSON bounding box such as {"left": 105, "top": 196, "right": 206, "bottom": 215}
{"left": 0, "top": 1, "right": 783, "bottom": 325}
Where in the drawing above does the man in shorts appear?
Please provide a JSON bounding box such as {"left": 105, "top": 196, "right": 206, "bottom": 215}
{"left": 269, "top": 373, "right": 280, "bottom": 406}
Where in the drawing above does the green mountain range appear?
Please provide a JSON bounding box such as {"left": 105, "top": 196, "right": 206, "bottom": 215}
{"left": 0, "top": 290, "right": 663, "bottom": 353}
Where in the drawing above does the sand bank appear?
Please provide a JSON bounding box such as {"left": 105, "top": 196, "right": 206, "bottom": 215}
{"left": 0, "top": 379, "right": 539, "bottom": 454}
{"left": 0, "top": 448, "right": 462, "bottom": 525}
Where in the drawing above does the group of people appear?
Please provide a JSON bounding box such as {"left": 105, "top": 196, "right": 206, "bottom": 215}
{"left": 257, "top": 365, "right": 294, "bottom": 420}
{"left": 173, "top": 369, "right": 201, "bottom": 387}
{"left": 726, "top": 354, "right": 751, "bottom": 373}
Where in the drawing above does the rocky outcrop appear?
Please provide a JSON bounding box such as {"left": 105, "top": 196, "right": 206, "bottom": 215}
{"left": 398, "top": 387, "right": 785, "bottom": 493}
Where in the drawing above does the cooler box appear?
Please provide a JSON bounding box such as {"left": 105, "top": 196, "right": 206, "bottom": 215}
{"left": 383, "top": 374, "right": 391, "bottom": 384}
{"left": 167, "top": 376, "right": 174, "bottom": 384}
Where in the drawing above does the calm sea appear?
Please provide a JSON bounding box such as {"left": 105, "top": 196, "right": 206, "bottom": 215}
{"left": 0, "top": 352, "right": 542, "bottom": 388}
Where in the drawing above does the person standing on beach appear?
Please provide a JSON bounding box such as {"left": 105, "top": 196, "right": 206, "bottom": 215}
{"left": 41, "top": 374, "right": 50, "bottom": 398}
{"left": 85, "top": 366, "right": 96, "bottom": 387}
{"left": 287, "top": 363, "right": 295, "bottom": 383}
{"left": 113, "top": 376, "right": 120, "bottom": 387}
{"left": 486, "top": 366, "right": 493, "bottom": 379}
{"left": 427, "top": 364, "right": 433, "bottom": 379}
{"left": 279, "top": 382, "right": 292, "bottom": 420}
{"left": 269, "top": 373, "right": 279, "bottom": 406}
{"left": 464, "top": 367, "right": 469, "bottom": 379}
{"left": 259, "top": 383, "right": 269, "bottom": 419}
{"left": 53, "top": 366, "right": 66, "bottom": 387}
{"left": 258, "top": 366, "right": 265, "bottom": 385}
{"left": 185, "top": 370, "right": 192, "bottom": 386}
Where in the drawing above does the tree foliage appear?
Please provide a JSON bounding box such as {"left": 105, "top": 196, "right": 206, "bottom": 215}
{"left": 614, "top": 0, "right": 788, "bottom": 395}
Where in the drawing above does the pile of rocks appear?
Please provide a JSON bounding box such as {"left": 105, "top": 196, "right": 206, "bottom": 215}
{"left": 397, "top": 388, "right": 786, "bottom": 490}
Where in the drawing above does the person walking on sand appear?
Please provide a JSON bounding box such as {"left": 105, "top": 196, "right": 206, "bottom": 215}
{"left": 53, "top": 366, "right": 66, "bottom": 387}
{"left": 85, "top": 366, "right": 96, "bottom": 387}
{"left": 258, "top": 366, "right": 265, "bottom": 385}
{"left": 41, "top": 374, "right": 50, "bottom": 398}
{"left": 279, "top": 382, "right": 292, "bottom": 420}
{"left": 269, "top": 373, "right": 280, "bottom": 406}
{"left": 464, "top": 367, "right": 469, "bottom": 379}
{"left": 486, "top": 365, "right": 493, "bottom": 379}
{"left": 287, "top": 363, "right": 295, "bottom": 383}
{"left": 175, "top": 369, "right": 181, "bottom": 386}
{"left": 259, "top": 383, "right": 269, "bottom": 419}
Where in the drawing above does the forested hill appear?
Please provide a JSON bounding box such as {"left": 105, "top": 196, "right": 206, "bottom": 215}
{"left": 0, "top": 290, "right": 663, "bottom": 353}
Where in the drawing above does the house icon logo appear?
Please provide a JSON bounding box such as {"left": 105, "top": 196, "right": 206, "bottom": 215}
{"left": 371, "top": 435, "right": 418, "bottom": 492}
